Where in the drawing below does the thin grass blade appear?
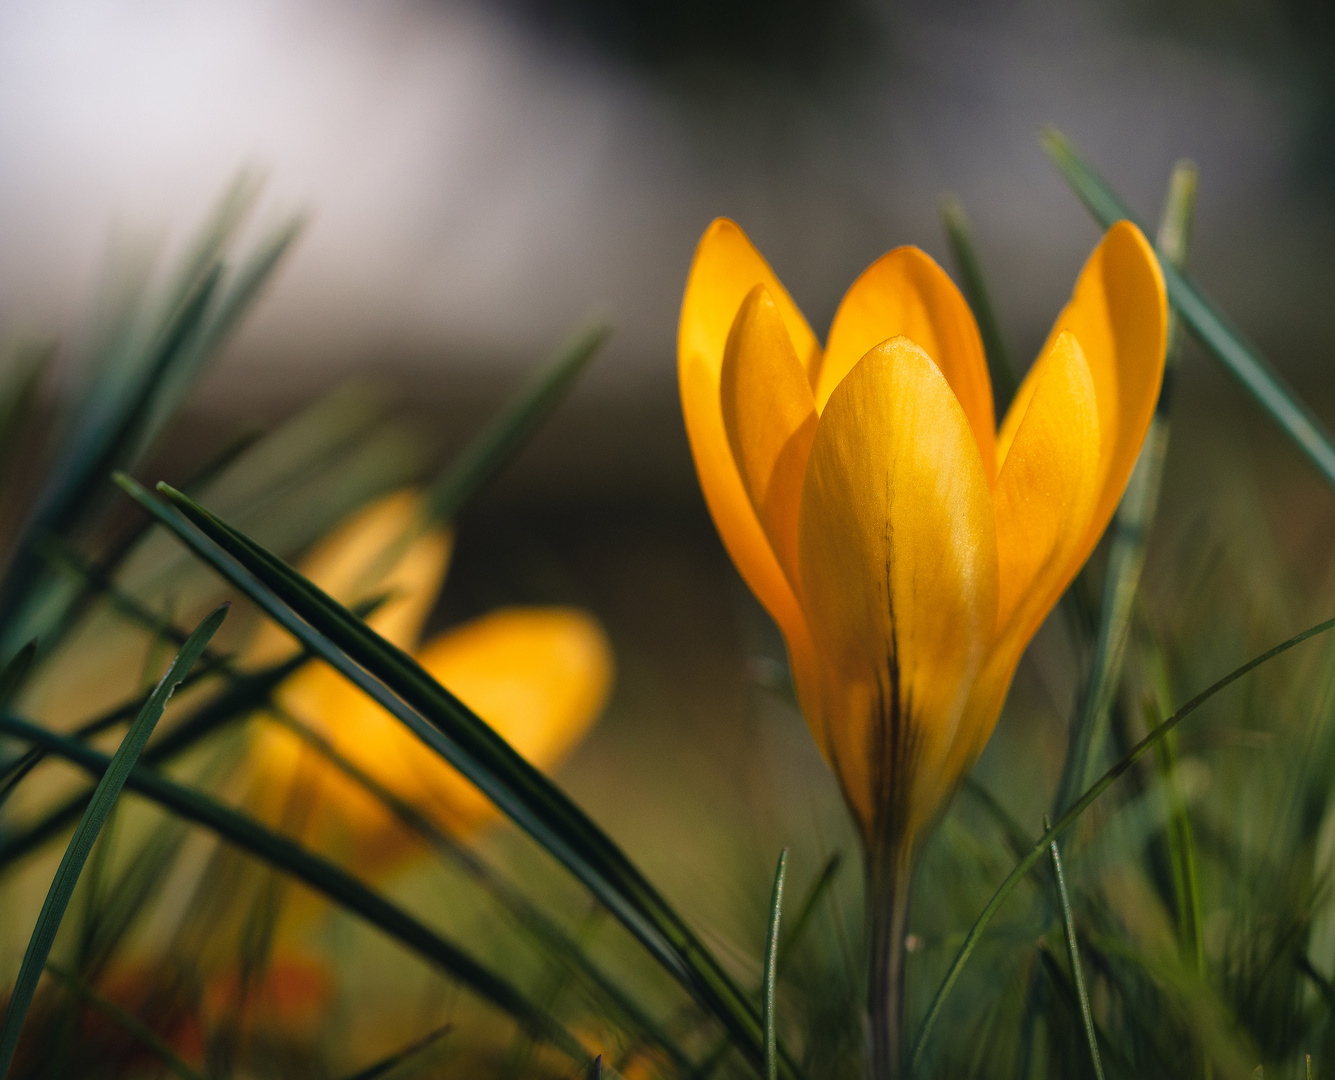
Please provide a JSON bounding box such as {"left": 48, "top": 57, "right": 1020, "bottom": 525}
{"left": 1044, "top": 815, "right": 1104, "bottom": 1080}
{"left": 132, "top": 216, "right": 303, "bottom": 463}
{"left": 910, "top": 609, "right": 1335, "bottom": 1074}
{"left": 939, "top": 196, "right": 1018, "bottom": 415}
{"left": 0, "top": 643, "right": 35, "bottom": 706}
{"left": 1040, "top": 127, "right": 1335, "bottom": 489}
{"left": 115, "top": 474, "right": 791, "bottom": 1078}
{"left": 0, "top": 714, "right": 588, "bottom": 1066}
{"left": 337, "top": 1023, "right": 452, "bottom": 1080}
{"left": 0, "top": 604, "right": 226, "bottom": 1078}
{"left": 763, "top": 849, "right": 788, "bottom": 1080}
{"left": 777, "top": 853, "right": 840, "bottom": 976}
{"left": 425, "top": 322, "right": 611, "bottom": 524}
{"left": 43, "top": 963, "right": 203, "bottom": 1080}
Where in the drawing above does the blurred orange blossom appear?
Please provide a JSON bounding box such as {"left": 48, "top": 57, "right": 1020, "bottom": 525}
{"left": 243, "top": 489, "right": 615, "bottom": 876}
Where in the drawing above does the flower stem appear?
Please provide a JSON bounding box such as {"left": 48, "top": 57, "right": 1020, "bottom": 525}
{"left": 868, "top": 846, "right": 913, "bottom": 1080}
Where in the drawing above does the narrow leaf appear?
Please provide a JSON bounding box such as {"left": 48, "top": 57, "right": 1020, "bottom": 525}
{"left": 1044, "top": 814, "right": 1104, "bottom": 1080}
{"left": 910, "top": 609, "right": 1335, "bottom": 1074}
{"left": 426, "top": 322, "right": 611, "bottom": 524}
{"left": 0, "top": 604, "right": 226, "bottom": 1078}
{"left": 1041, "top": 127, "right": 1335, "bottom": 489}
{"left": 0, "top": 643, "right": 35, "bottom": 705}
{"left": 939, "top": 196, "right": 1018, "bottom": 415}
{"left": 43, "top": 963, "right": 203, "bottom": 1080}
{"left": 778, "top": 853, "right": 840, "bottom": 976}
{"left": 337, "top": 1023, "right": 451, "bottom": 1080}
{"left": 763, "top": 849, "right": 788, "bottom": 1080}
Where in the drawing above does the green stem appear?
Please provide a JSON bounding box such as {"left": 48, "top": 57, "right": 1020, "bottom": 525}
{"left": 868, "top": 846, "right": 913, "bottom": 1080}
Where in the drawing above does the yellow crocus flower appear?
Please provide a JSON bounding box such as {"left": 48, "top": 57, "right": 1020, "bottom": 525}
{"left": 245, "top": 489, "right": 614, "bottom": 876}
{"left": 679, "top": 218, "right": 1166, "bottom": 1074}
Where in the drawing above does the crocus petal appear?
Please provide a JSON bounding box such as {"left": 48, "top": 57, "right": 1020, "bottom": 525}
{"left": 720, "top": 284, "right": 819, "bottom": 585}
{"left": 679, "top": 219, "right": 823, "bottom": 711}
{"left": 1025, "top": 220, "right": 1167, "bottom": 563}
{"left": 681, "top": 219, "right": 822, "bottom": 384}
{"left": 991, "top": 330, "right": 1101, "bottom": 651}
{"left": 818, "top": 247, "right": 996, "bottom": 480}
{"left": 798, "top": 337, "right": 998, "bottom": 844}
{"left": 245, "top": 489, "right": 452, "bottom": 667}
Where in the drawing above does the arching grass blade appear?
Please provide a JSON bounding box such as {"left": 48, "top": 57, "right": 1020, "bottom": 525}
{"left": 778, "top": 853, "right": 840, "bottom": 977}
{"left": 1044, "top": 815, "right": 1103, "bottom": 1080}
{"left": 0, "top": 643, "right": 35, "bottom": 705}
{"left": 0, "top": 604, "right": 227, "bottom": 1079}
{"left": 939, "top": 196, "right": 1018, "bottom": 415}
{"left": 1040, "top": 127, "right": 1335, "bottom": 490}
{"left": 763, "top": 849, "right": 788, "bottom": 1080}
{"left": 0, "top": 650, "right": 298, "bottom": 865}
{"left": 336, "top": 1023, "right": 452, "bottom": 1080}
{"left": 910, "top": 609, "right": 1335, "bottom": 1074}
{"left": 42, "top": 963, "right": 203, "bottom": 1080}
{"left": 0, "top": 715, "right": 588, "bottom": 1067}
{"left": 114, "top": 474, "right": 793, "bottom": 1078}
{"left": 426, "top": 322, "right": 611, "bottom": 524}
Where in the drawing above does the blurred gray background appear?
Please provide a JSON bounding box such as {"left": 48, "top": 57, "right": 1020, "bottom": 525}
{"left": 1, "top": 0, "right": 1332, "bottom": 502}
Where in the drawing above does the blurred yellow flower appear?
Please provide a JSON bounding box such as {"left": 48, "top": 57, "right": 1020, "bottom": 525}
{"left": 678, "top": 219, "right": 1167, "bottom": 864}
{"left": 245, "top": 489, "right": 614, "bottom": 875}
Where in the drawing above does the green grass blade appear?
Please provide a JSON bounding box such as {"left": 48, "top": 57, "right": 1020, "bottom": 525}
{"left": 0, "top": 654, "right": 229, "bottom": 817}
{"left": 0, "top": 268, "right": 223, "bottom": 655}
{"left": 132, "top": 217, "right": 304, "bottom": 464}
{"left": 0, "top": 641, "right": 344, "bottom": 869}
{"left": 0, "top": 643, "right": 35, "bottom": 705}
{"left": 1052, "top": 157, "right": 1198, "bottom": 814}
{"left": 1040, "top": 127, "right": 1335, "bottom": 489}
{"left": 939, "top": 196, "right": 1018, "bottom": 415}
{"left": 0, "top": 604, "right": 226, "bottom": 1078}
{"left": 1144, "top": 641, "right": 1206, "bottom": 980}
{"left": 777, "top": 853, "right": 841, "bottom": 976}
{"left": 0, "top": 344, "right": 50, "bottom": 491}
{"left": 43, "top": 963, "right": 203, "bottom": 1080}
{"left": 425, "top": 322, "right": 611, "bottom": 524}
{"left": 1043, "top": 815, "right": 1104, "bottom": 1080}
{"left": 115, "top": 474, "right": 791, "bottom": 1078}
{"left": 0, "top": 714, "right": 588, "bottom": 1067}
{"left": 909, "top": 609, "right": 1335, "bottom": 1074}
{"left": 763, "top": 849, "right": 788, "bottom": 1080}
{"left": 337, "top": 1023, "right": 452, "bottom": 1080}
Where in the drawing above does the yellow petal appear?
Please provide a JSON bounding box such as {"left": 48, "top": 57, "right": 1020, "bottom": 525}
{"left": 797, "top": 337, "right": 998, "bottom": 844}
{"left": 954, "top": 335, "right": 1101, "bottom": 792}
{"left": 991, "top": 330, "right": 1101, "bottom": 652}
{"left": 679, "top": 219, "right": 822, "bottom": 705}
{"left": 818, "top": 247, "right": 996, "bottom": 480}
{"left": 720, "top": 284, "right": 819, "bottom": 585}
{"left": 1026, "top": 220, "right": 1167, "bottom": 563}
{"left": 245, "top": 489, "right": 453, "bottom": 667}
{"left": 680, "top": 219, "right": 822, "bottom": 385}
